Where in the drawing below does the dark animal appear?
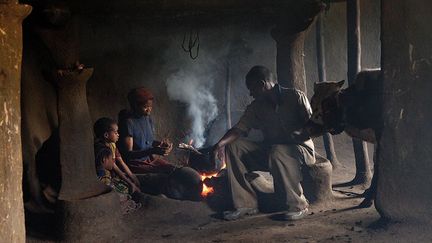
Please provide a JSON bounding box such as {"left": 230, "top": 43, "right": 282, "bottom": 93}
{"left": 307, "top": 69, "right": 382, "bottom": 142}
{"left": 305, "top": 68, "right": 382, "bottom": 207}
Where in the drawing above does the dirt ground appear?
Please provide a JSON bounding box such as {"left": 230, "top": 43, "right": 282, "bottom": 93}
{"left": 122, "top": 134, "right": 432, "bottom": 243}
{"left": 27, "top": 134, "right": 432, "bottom": 242}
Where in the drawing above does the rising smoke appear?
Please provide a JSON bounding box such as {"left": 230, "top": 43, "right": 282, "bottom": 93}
{"left": 164, "top": 38, "right": 221, "bottom": 148}
{"left": 163, "top": 27, "right": 273, "bottom": 148}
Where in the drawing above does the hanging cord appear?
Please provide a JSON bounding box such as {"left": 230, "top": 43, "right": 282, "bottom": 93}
{"left": 182, "top": 27, "right": 200, "bottom": 60}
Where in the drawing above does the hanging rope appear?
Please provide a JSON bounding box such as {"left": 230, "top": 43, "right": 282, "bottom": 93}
{"left": 182, "top": 27, "right": 200, "bottom": 60}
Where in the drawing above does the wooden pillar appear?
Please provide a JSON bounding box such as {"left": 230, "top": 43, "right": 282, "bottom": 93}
{"left": 273, "top": 30, "right": 308, "bottom": 91}
{"left": 378, "top": 0, "right": 432, "bottom": 223}
{"left": 346, "top": 0, "right": 372, "bottom": 186}
{"left": 225, "top": 62, "right": 232, "bottom": 129}
{"left": 271, "top": 1, "right": 324, "bottom": 92}
{"left": 315, "top": 12, "right": 341, "bottom": 169}
{"left": 0, "top": 1, "right": 32, "bottom": 242}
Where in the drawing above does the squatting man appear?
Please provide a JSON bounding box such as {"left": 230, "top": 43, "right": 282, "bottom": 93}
{"left": 211, "top": 65, "right": 315, "bottom": 221}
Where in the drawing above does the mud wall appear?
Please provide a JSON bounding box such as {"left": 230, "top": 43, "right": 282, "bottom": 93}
{"left": 80, "top": 16, "right": 276, "bottom": 147}
{"left": 377, "top": 0, "right": 432, "bottom": 223}
{"left": 80, "top": 0, "right": 380, "bottom": 146}
{"left": 304, "top": 0, "right": 381, "bottom": 93}
{"left": 20, "top": 0, "right": 380, "bottom": 194}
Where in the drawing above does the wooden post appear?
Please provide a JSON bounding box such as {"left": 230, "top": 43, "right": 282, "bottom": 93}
{"left": 225, "top": 62, "right": 232, "bottom": 129}
{"left": 315, "top": 12, "right": 341, "bottom": 169}
{"left": 273, "top": 31, "right": 308, "bottom": 91}
{"left": 271, "top": 1, "right": 324, "bottom": 92}
{"left": 378, "top": 0, "right": 432, "bottom": 223}
{"left": 346, "top": 0, "right": 372, "bottom": 186}
{"left": 0, "top": 1, "right": 32, "bottom": 242}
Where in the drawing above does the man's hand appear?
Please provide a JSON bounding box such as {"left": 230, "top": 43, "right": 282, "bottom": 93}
{"left": 212, "top": 143, "right": 225, "bottom": 163}
{"left": 211, "top": 143, "right": 226, "bottom": 171}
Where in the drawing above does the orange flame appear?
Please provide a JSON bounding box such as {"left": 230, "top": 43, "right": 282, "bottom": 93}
{"left": 201, "top": 183, "right": 214, "bottom": 197}
{"left": 197, "top": 144, "right": 228, "bottom": 198}
{"left": 200, "top": 172, "right": 217, "bottom": 197}
{"left": 200, "top": 159, "right": 226, "bottom": 197}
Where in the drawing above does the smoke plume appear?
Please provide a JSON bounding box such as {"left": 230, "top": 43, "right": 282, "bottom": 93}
{"left": 165, "top": 60, "right": 219, "bottom": 148}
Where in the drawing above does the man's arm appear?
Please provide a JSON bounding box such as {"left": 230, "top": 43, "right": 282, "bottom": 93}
{"left": 212, "top": 102, "right": 255, "bottom": 159}
{"left": 215, "top": 128, "right": 244, "bottom": 149}
{"left": 212, "top": 128, "right": 244, "bottom": 160}
{"left": 292, "top": 91, "right": 314, "bottom": 142}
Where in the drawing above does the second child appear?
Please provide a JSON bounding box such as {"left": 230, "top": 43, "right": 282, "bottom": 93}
{"left": 94, "top": 117, "right": 141, "bottom": 194}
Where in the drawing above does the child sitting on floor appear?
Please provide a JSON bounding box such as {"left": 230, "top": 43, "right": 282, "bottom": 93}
{"left": 94, "top": 117, "right": 141, "bottom": 193}
{"left": 95, "top": 147, "right": 141, "bottom": 214}
{"left": 94, "top": 117, "right": 144, "bottom": 213}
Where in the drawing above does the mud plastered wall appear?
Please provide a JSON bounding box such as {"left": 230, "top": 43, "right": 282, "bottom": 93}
{"left": 21, "top": 0, "right": 380, "bottom": 175}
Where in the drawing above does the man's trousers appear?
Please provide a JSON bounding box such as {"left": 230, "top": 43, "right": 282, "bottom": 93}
{"left": 225, "top": 139, "right": 314, "bottom": 212}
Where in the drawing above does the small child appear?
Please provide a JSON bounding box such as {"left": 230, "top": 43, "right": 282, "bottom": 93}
{"left": 95, "top": 147, "right": 127, "bottom": 193}
{"left": 95, "top": 147, "right": 141, "bottom": 214}
{"left": 94, "top": 117, "right": 141, "bottom": 193}
{"left": 94, "top": 117, "right": 142, "bottom": 214}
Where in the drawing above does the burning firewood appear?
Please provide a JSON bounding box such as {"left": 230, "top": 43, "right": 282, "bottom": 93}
{"left": 178, "top": 142, "right": 203, "bottom": 155}
{"left": 177, "top": 142, "right": 228, "bottom": 200}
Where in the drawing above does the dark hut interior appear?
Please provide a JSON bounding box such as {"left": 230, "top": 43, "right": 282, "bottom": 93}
{"left": 1, "top": 0, "right": 432, "bottom": 242}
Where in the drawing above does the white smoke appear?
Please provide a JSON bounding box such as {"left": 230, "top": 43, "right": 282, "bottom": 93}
{"left": 166, "top": 68, "right": 218, "bottom": 148}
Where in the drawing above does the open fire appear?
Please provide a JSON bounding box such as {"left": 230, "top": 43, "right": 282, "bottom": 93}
{"left": 201, "top": 180, "right": 214, "bottom": 197}
{"left": 179, "top": 139, "right": 226, "bottom": 198}
{"left": 200, "top": 161, "right": 226, "bottom": 197}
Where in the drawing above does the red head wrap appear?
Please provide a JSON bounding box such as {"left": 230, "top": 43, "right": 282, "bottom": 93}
{"left": 127, "top": 87, "right": 154, "bottom": 106}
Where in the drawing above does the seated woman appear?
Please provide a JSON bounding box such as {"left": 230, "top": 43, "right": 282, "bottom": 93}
{"left": 117, "top": 88, "right": 174, "bottom": 174}
{"left": 117, "top": 87, "right": 202, "bottom": 201}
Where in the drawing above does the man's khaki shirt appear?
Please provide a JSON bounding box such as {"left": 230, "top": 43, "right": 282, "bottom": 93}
{"left": 234, "top": 84, "right": 315, "bottom": 165}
